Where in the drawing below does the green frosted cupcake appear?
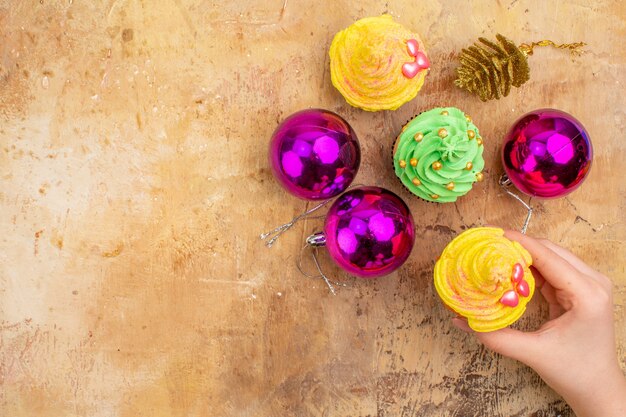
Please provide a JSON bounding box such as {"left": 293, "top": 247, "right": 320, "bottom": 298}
{"left": 392, "top": 107, "right": 485, "bottom": 203}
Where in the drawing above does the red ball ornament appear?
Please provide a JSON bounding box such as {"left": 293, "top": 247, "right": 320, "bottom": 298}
{"left": 502, "top": 109, "right": 592, "bottom": 198}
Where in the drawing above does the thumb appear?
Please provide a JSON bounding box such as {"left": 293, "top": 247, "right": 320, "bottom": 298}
{"left": 476, "top": 328, "right": 539, "bottom": 364}
{"left": 452, "top": 318, "right": 539, "bottom": 365}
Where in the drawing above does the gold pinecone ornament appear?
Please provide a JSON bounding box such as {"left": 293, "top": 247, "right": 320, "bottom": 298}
{"left": 454, "top": 34, "right": 586, "bottom": 101}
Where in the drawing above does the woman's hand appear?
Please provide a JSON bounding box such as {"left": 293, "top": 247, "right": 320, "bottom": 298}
{"left": 452, "top": 230, "right": 626, "bottom": 417}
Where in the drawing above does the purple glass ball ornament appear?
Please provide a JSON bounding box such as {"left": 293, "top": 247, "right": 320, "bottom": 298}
{"left": 502, "top": 109, "right": 593, "bottom": 199}
{"left": 315, "top": 186, "right": 415, "bottom": 278}
{"left": 269, "top": 109, "right": 361, "bottom": 200}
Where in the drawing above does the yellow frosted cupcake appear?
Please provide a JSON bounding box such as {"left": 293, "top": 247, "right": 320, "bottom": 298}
{"left": 434, "top": 227, "right": 535, "bottom": 332}
{"left": 329, "top": 15, "right": 430, "bottom": 111}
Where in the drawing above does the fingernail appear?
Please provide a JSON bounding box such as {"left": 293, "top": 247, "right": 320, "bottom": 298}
{"left": 451, "top": 317, "right": 472, "bottom": 333}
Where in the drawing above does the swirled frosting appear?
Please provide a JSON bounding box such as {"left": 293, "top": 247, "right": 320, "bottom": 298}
{"left": 329, "top": 15, "right": 429, "bottom": 111}
{"left": 434, "top": 227, "right": 535, "bottom": 332}
{"left": 393, "top": 107, "right": 485, "bottom": 203}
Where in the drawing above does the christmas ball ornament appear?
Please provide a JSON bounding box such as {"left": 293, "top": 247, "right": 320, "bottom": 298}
{"left": 308, "top": 186, "right": 415, "bottom": 278}
{"left": 269, "top": 109, "right": 361, "bottom": 200}
{"left": 502, "top": 109, "right": 592, "bottom": 199}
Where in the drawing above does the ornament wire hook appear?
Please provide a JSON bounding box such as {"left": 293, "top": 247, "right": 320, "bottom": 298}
{"left": 499, "top": 174, "right": 533, "bottom": 234}
{"left": 259, "top": 199, "right": 332, "bottom": 247}
{"left": 312, "top": 248, "right": 337, "bottom": 296}
{"left": 260, "top": 183, "right": 365, "bottom": 248}
{"left": 296, "top": 240, "right": 350, "bottom": 296}
{"left": 519, "top": 39, "right": 586, "bottom": 57}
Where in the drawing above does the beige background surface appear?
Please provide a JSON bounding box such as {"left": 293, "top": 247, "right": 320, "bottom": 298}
{"left": 1, "top": 0, "right": 625, "bottom": 416}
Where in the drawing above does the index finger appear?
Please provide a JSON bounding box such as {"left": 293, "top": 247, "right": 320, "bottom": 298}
{"left": 504, "top": 229, "right": 584, "bottom": 292}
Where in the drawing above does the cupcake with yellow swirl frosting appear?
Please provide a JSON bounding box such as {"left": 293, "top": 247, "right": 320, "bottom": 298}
{"left": 434, "top": 227, "right": 536, "bottom": 332}
{"left": 329, "top": 15, "right": 430, "bottom": 111}
{"left": 393, "top": 107, "right": 485, "bottom": 203}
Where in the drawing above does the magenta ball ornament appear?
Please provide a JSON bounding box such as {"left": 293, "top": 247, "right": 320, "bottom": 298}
{"left": 322, "top": 186, "right": 415, "bottom": 278}
{"left": 502, "top": 109, "right": 593, "bottom": 199}
{"left": 269, "top": 109, "right": 361, "bottom": 200}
